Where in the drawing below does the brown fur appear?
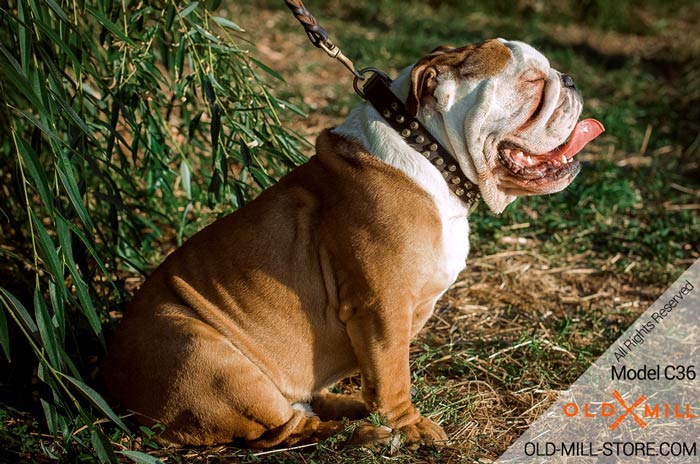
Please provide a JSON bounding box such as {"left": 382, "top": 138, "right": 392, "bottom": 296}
{"left": 406, "top": 39, "right": 512, "bottom": 115}
{"left": 102, "top": 130, "right": 450, "bottom": 447}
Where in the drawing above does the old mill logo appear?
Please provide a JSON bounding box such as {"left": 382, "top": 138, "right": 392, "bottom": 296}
{"left": 563, "top": 390, "right": 698, "bottom": 430}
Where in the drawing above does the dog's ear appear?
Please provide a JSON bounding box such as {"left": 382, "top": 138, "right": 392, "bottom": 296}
{"left": 406, "top": 63, "right": 439, "bottom": 116}
{"left": 406, "top": 47, "right": 453, "bottom": 116}
{"left": 405, "top": 40, "right": 512, "bottom": 116}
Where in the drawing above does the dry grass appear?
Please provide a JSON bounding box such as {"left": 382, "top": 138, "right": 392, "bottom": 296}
{"left": 410, "top": 249, "right": 661, "bottom": 460}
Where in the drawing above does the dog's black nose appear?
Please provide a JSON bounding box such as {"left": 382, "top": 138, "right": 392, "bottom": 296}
{"left": 561, "top": 74, "right": 576, "bottom": 89}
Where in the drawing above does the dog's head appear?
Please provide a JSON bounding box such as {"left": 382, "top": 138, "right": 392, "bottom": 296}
{"left": 403, "top": 39, "right": 604, "bottom": 213}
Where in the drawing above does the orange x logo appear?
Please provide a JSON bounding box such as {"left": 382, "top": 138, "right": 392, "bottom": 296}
{"left": 610, "top": 390, "right": 647, "bottom": 430}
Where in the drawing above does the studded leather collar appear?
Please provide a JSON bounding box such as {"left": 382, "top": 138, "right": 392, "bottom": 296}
{"left": 361, "top": 71, "right": 481, "bottom": 207}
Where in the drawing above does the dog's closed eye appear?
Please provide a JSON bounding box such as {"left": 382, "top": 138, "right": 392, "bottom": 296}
{"left": 520, "top": 68, "right": 546, "bottom": 84}
{"left": 525, "top": 87, "right": 546, "bottom": 123}
{"left": 517, "top": 71, "right": 546, "bottom": 127}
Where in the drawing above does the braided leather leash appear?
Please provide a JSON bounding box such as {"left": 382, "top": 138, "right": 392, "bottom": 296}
{"left": 283, "top": 0, "right": 480, "bottom": 206}
{"left": 283, "top": 0, "right": 362, "bottom": 78}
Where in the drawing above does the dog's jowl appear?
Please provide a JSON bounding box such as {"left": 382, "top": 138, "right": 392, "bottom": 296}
{"left": 101, "top": 39, "right": 603, "bottom": 448}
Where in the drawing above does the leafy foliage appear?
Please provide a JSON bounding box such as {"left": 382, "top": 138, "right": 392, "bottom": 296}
{"left": 0, "top": 0, "right": 307, "bottom": 461}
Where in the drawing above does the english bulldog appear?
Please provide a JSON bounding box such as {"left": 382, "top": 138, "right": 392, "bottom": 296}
{"left": 102, "top": 39, "right": 603, "bottom": 448}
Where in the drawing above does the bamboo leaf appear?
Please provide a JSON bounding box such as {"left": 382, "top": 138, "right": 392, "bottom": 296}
{"left": 46, "top": 86, "right": 95, "bottom": 140}
{"left": 56, "top": 150, "right": 95, "bottom": 229}
{"left": 17, "top": 109, "right": 68, "bottom": 148}
{"left": 34, "top": 287, "right": 61, "bottom": 368}
{"left": 59, "top": 350, "right": 83, "bottom": 378}
{"left": 38, "top": 363, "right": 61, "bottom": 434}
{"left": 177, "top": 202, "right": 192, "bottom": 245}
{"left": 191, "top": 23, "right": 219, "bottom": 43}
{"left": 0, "top": 287, "right": 39, "bottom": 337}
{"left": 44, "top": 0, "right": 70, "bottom": 24}
{"left": 65, "top": 260, "right": 104, "bottom": 344}
{"left": 48, "top": 281, "right": 65, "bottom": 341}
{"left": 86, "top": 6, "right": 136, "bottom": 45}
{"left": 174, "top": 40, "right": 186, "bottom": 79}
{"left": 233, "top": 182, "right": 245, "bottom": 208}
{"left": 249, "top": 57, "right": 285, "bottom": 82}
{"left": 55, "top": 216, "right": 103, "bottom": 342}
{"left": 0, "top": 303, "right": 10, "bottom": 361}
{"left": 211, "top": 105, "right": 221, "bottom": 156}
{"left": 273, "top": 97, "right": 306, "bottom": 117}
{"left": 178, "top": 2, "right": 199, "bottom": 18}
{"left": 207, "top": 170, "right": 222, "bottom": 203}
{"left": 179, "top": 160, "right": 192, "bottom": 199}
{"left": 118, "top": 450, "right": 164, "bottom": 464}
{"left": 30, "top": 211, "right": 63, "bottom": 282}
{"left": 211, "top": 16, "right": 243, "bottom": 32}
{"left": 165, "top": 4, "right": 175, "bottom": 31}
{"left": 59, "top": 217, "right": 117, "bottom": 293}
{"left": 250, "top": 165, "right": 272, "bottom": 189}
{"left": 91, "top": 426, "right": 119, "bottom": 464}
{"left": 13, "top": 12, "right": 82, "bottom": 68}
{"left": 60, "top": 374, "right": 130, "bottom": 433}
{"left": 17, "top": 0, "right": 30, "bottom": 75}
{"left": 0, "top": 45, "right": 47, "bottom": 113}
{"left": 239, "top": 139, "right": 251, "bottom": 167}
{"left": 16, "top": 137, "right": 54, "bottom": 214}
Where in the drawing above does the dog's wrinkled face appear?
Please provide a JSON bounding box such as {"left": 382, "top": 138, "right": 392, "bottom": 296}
{"left": 405, "top": 39, "right": 604, "bottom": 213}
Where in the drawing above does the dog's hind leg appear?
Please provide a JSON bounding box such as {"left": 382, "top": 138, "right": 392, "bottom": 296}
{"left": 166, "top": 340, "right": 348, "bottom": 448}
{"left": 105, "top": 310, "right": 349, "bottom": 448}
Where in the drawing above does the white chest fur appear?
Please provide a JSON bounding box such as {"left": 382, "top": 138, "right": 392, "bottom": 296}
{"left": 333, "top": 100, "right": 471, "bottom": 293}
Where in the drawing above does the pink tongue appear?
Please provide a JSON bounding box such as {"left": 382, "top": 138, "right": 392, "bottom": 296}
{"left": 552, "top": 118, "right": 605, "bottom": 158}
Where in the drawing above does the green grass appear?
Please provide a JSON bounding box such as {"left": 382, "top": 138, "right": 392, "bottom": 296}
{"left": 2, "top": 0, "right": 699, "bottom": 462}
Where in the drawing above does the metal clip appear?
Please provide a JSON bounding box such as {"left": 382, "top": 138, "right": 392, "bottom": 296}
{"left": 318, "top": 41, "right": 363, "bottom": 80}
{"left": 353, "top": 67, "right": 390, "bottom": 99}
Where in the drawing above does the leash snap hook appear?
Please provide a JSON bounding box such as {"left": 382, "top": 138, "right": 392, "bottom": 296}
{"left": 318, "top": 40, "right": 363, "bottom": 80}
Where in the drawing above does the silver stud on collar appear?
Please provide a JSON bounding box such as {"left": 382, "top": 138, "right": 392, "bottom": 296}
{"left": 362, "top": 73, "right": 479, "bottom": 207}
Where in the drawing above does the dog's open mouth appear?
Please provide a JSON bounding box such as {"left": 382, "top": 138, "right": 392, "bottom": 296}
{"left": 498, "top": 119, "right": 605, "bottom": 183}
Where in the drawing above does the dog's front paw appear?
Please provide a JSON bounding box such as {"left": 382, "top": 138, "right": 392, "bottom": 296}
{"left": 399, "top": 417, "right": 447, "bottom": 447}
